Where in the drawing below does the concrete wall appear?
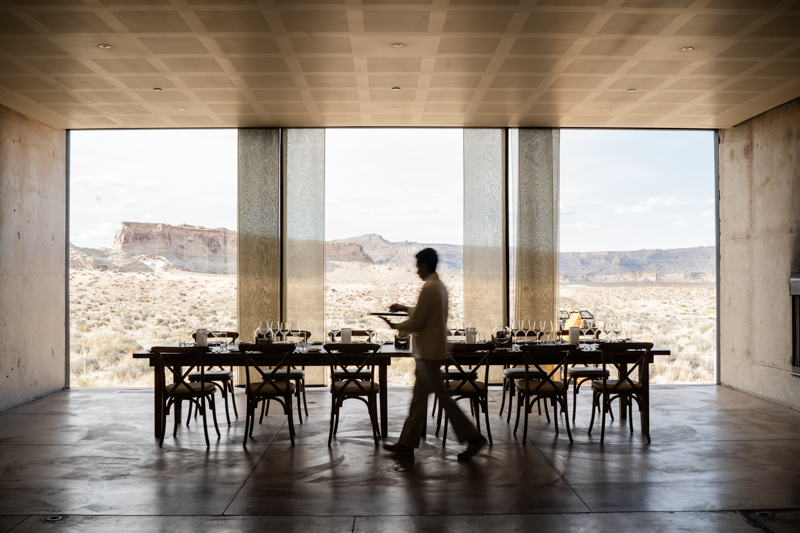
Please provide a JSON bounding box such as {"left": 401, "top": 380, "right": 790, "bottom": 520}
{"left": 719, "top": 97, "right": 800, "bottom": 409}
{"left": 0, "top": 104, "right": 67, "bottom": 411}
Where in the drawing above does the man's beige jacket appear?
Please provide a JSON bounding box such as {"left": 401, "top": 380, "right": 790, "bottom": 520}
{"left": 395, "top": 272, "right": 449, "bottom": 361}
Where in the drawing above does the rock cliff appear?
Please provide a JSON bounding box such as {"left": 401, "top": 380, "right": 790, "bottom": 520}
{"left": 113, "top": 222, "right": 236, "bottom": 274}
{"left": 325, "top": 241, "right": 373, "bottom": 263}
{"left": 336, "top": 233, "right": 463, "bottom": 273}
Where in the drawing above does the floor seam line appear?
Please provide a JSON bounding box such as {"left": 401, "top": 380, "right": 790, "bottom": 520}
{"left": 220, "top": 410, "right": 289, "bottom": 516}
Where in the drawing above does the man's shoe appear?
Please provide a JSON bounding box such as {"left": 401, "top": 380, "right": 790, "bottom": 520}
{"left": 457, "top": 435, "right": 487, "bottom": 461}
{"left": 383, "top": 442, "right": 414, "bottom": 456}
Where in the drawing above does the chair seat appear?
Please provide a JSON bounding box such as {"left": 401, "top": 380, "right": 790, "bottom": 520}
{"left": 567, "top": 367, "right": 608, "bottom": 377}
{"left": 188, "top": 370, "right": 233, "bottom": 382}
{"left": 333, "top": 367, "right": 371, "bottom": 378}
{"left": 288, "top": 369, "right": 306, "bottom": 379}
{"left": 165, "top": 382, "right": 216, "bottom": 395}
{"left": 591, "top": 379, "right": 640, "bottom": 392}
{"left": 515, "top": 380, "right": 567, "bottom": 393}
{"left": 444, "top": 380, "right": 486, "bottom": 393}
{"left": 247, "top": 381, "right": 296, "bottom": 394}
{"left": 333, "top": 380, "right": 379, "bottom": 393}
{"left": 503, "top": 367, "right": 545, "bottom": 379}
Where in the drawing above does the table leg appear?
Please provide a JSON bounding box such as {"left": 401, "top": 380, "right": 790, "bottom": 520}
{"left": 379, "top": 362, "right": 388, "bottom": 436}
{"left": 154, "top": 362, "right": 163, "bottom": 439}
{"left": 173, "top": 365, "right": 182, "bottom": 427}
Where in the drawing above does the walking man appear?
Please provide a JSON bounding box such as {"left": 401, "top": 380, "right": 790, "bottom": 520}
{"left": 380, "top": 248, "right": 487, "bottom": 460}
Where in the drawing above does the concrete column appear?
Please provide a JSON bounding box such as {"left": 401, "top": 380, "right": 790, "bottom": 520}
{"left": 0, "top": 104, "right": 67, "bottom": 411}
{"left": 514, "top": 128, "right": 560, "bottom": 329}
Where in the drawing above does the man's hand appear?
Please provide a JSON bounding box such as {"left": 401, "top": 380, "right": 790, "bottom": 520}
{"left": 390, "top": 303, "right": 408, "bottom": 313}
{"left": 379, "top": 316, "right": 397, "bottom": 329}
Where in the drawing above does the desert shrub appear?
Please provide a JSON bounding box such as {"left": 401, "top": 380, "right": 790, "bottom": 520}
{"left": 100, "top": 346, "right": 126, "bottom": 365}
{"left": 70, "top": 343, "right": 88, "bottom": 354}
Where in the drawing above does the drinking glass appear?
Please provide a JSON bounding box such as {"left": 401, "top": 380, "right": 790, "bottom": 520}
{"left": 580, "top": 319, "right": 590, "bottom": 340}
{"left": 291, "top": 322, "right": 301, "bottom": 344}
{"left": 542, "top": 320, "right": 554, "bottom": 343}
{"left": 330, "top": 320, "right": 340, "bottom": 342}
{"left": 600, "top": 321, "right": 610, "bottom": 340}
{"left": 218, "top": 330, "right": 228, "bottom": 352}
{"left": 532, "top": 321, "right": 543, "bottom": 342}
{"left": 521, "top": 319, "right": 531, "bottom": 341}
{"left": 467, "top": 320, "right": 476, "bottom": 341}
{"left": 612, "top": 321, "right": 623, "bottom": 341}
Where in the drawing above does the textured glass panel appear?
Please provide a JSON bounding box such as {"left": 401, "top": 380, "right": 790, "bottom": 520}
{"left": 237, "top": 128, "right": 281, "bottom": 384}
{"left": 514, "top": 129, "right": 560, "bottom": 328}
{"left": 463, "top": 129, "right": 506, "bottom": 383}
{"left": 283, "top": 129, "right": 326, "bottom": 385}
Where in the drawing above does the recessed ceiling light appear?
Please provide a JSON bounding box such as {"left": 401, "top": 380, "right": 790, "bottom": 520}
{"left": 601, "top": 108, "right": 610, "bottom": 111}
{"left": 98, "top": 44, "right": 112, "bottom": 50}
{"left": 392, "top": 43, "right": 404, "bottom": 48}
{"left": 177, "top": 107, "right": 185, "bottom": 111}
{"left": 392, "top": 87, "right": 401, "bottom": 91}
{"left": 153, "top": 87, "right": 162, "bottom": 91}
{"left": 681, "top": 46, "right": 694, "bottom": 52}
{"left": 627, "top": 88, "right": 636, "bottom": 92}
{"left": 390, "top": 107, "right": 398, "bottom": 110}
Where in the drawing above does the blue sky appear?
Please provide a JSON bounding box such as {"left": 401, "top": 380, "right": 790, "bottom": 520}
{"left": 70, "top": 128, "right": 715, "bottom": 253}
{"left": 560, "top": 129, "right": 716, "bottom": 252}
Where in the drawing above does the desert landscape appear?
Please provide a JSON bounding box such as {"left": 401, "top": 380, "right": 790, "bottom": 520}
{"left": 69, "top": 222, "right": 716, "bottom": 388}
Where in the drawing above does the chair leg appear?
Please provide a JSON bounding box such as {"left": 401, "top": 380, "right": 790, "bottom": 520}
{"left": 629, "top": 397, "right": 634, "bottom": 434}
{"left": 600, "top": 394, "right": 607, "bottom": 444}
{"left": 522, "top": 394, "right": 529, "bottom": 444}
{"left": 483, "top": 397, "right": 493, "bottom": 444}
{"left": 435, "top": 403, "right": 443, "bottom": 436}
{"left": 173, "top": 400, "right": 181, "bottom": 437}
{"left": 295, "top": 380, "right": 304, "bottom": 424}
{"left": 201, "top": 397, "right": 211, "bottom": 448}
{"left": 333, "top": 398, "right": 342, "bottom": 436}
{"left": 210, "top": 395, "right": 221, "bottom": 438}
{"left": 286, "top": 395, "right": 296, "bottom": 447}
{"left": 572, "top": 379, "right": 578, "bottom": 423}
{"left": 506, "top": 380, "right": 515, "bottom": 423}
{"left": 562, "top": 396, "right": 574, "bottom": 443}
{"left": 159, "top": 399, "right": 168, "bottom": 448}
{"left": 259, "top": 400, "right": 266, "bottom": 424}
{"left": 242, "top": 400, "right": 251, "bottom": 447}
{"left": 588, "top": 391, "right": 598, "bottom": 435}
{"left": 327, "top": 394, "right": 337, "bottom": 447}
{"left": 543, "top": 399, "right": 551, "bottom": 423}
{"left": 442, "top": 415, "right": 448, "bottom": 447}
{"left": 513, "top": 390, "right": 522, "bottom": 435}
{"left": 186, "top": 401, "right": 192, "bottom": 426}
{"left": 221, "top": 384, "right": 231, "bottom": 426}
{"left": 431, "top": 393, "right": 438, "bottom": 417}
{"left": 368, "top": 394, "right": 379, "bottom": 446}
{"left": 537, "top": 396, "right": 542, "bottom": 416}
{"left": 301, "top": 381, "right": 309, "bottom": 417}
{"left": 552, "top": 398, "right": 559, "bottom": 435}
{"left": 229, "top": 380, "right": 239, "bottom": 418}
{"left": 499, "top": 378, "right": 507, "bottom": 416}
{"left": 474, "top": 398, "right": 482, "bottom": 434}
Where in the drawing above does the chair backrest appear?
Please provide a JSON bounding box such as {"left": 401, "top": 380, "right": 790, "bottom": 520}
{"left": 328, "top": 329, "right": 374, "bottom": 342}
{"left": 598, "top": 342, "right": 654, "bottom": 394}
{"left": 323, "top": 343, "right": 380, "bottom": 394}
{"left": 192, "top": 330, "right": 239, "bottom": 342}
{"left": 519, "top": 344, "right": 577, "bottom": 394}
{"left": 445, "top": 342, "right": 495, "bottom": 393}
{"left": 238, "top": 343, "right": 296, "bottom": 396}
{"left": 151, "top": 345, "right": 209, "bottom": 396}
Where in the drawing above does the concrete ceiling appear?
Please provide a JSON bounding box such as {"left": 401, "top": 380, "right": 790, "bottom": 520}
{"left": 1, "top": 0, "right": 799, "bottom": 130}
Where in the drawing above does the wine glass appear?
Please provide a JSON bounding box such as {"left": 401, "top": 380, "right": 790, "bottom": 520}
{"left": 600, "top": 321, "right": 610, "bottom": 340}
{"left": 542, "top": 320, "right": 554, "bottom": 344}
{"left": 521, "top": 319, "right": 531, "bottom": 342}
{"left": 612, "top": 321, "right": 623, "bottom": 341}
{"left": 580, "top": 319, "right": 590, "bottom": 340}
{"left": 330, "top": 319, "right": 340, "bottom": 343}
{"left": 291, "top": 321, "right": 301, "bottom": 344}
{"left": 532, "top": 321, "right": 542, "bottom": 342}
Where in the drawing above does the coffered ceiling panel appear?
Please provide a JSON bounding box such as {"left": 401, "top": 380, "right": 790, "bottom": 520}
{"left": 0, "top": 0, "right": 799, "bottom": 129}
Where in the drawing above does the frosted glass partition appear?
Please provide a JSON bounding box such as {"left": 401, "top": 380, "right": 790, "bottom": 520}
{"left": 511, "top": 129, "right": 560, "bottom": 329}
{"left": 283, "top": 129, "right": 326, "bottom": 385}
{"left": 463, "top": 129, "right": 507, "bottom": 344}
{"left": 238, "top": 129, "right": 282, "bottom": 384}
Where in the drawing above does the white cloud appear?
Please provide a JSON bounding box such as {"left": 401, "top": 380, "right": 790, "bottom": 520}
{"left": 705, "top": 223, "right": 716, "bottom": 228}
{"left": 644, "top": 196, "right": 692, "bottom": 206}
{"left": 671, "top": 221, "right": 692, "bottom": 228}
{"left": 614, "top": 205, "right": 653, "bottom": 214}
{"left": 565, "top": 222, "right": 600, "bottom": 230}
{"left": 701, "top": 210, "right": 715, "bottom": 217}
{"left": 701, "top": 197, "right": 715, "bottom": 204}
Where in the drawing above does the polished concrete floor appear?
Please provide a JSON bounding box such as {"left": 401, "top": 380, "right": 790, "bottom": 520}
{"left": 1, "top": 384, "right": 799, "bottom": 532}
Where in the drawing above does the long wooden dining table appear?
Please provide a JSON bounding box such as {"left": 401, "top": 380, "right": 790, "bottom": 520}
{"left": 134, "top": 342, "right": 670, "bottom": 440}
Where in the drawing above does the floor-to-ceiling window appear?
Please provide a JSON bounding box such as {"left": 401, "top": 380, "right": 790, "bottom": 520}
{"left": 69, "top": 129, "right": 237, "bottom": 387}
{"left": 557, "top": 129, "right": 717, "bottom": 383}
{"left": 325, "top": 128, "right": 464, "bottom": 385}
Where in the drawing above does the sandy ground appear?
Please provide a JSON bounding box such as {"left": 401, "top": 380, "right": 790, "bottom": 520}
{"left": 69, "top": 267, "right": 714, "bottom": 388}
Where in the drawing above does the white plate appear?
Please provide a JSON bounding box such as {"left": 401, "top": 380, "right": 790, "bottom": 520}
{"left": 305, "top": 347, "right": 321, "bottom": 353}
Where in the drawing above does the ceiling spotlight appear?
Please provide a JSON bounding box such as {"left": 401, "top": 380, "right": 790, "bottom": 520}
{"left": 391, "top": 87, "right": 401, "bottom": 91}
{"left": 601, "top": 108, "right": 610, "bottom": 111}
{"left": 627, "top": 88, "right": 636, "bottom": 92}
{"left": 392, "top": 43, "right": 404, "bottom": 48}
{"left": 390, "top": 106, "right": 399, "bottom": 110}
{"left": 153, "top": 88, "right": 162, "bottom": 91}
{"left": 177, "top": 107, "right": 185, "bottom": 111}
{"left": 681, "top": 46, "right": 694, "bottom": 51}
{"left": 98, "top": 44, "right": 112, "bottom": 50}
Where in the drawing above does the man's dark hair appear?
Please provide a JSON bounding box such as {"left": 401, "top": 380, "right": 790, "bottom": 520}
{"left": 415, "top": 248, "right": 438, "bottom": 272}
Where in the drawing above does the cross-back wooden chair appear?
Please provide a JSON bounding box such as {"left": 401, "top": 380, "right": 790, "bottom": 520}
{"left": 259, "top": 330, "right": 311, "bottom": 424}
{"left": 323, "top": 343, "right": 381, "bottom": 446}
{"left": 187, "top": 331, "right": 239, "bottom": 425}
{"left": 239, "top": 342, "right": 297, "bottom": 447}
{"left": 514, "top": 344, "right": 576, "bottom": 444}
{"left": 436, "top": 342, "right": 495, "bottom": 446}
{"left": 588, "top": 342, "right": 654, "bottom": 444}
{"left": 151, "top": 345, "right": 221, "bottom": 448}
{"left": 327, "top": 330, "right": 376, "bottom": 382}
